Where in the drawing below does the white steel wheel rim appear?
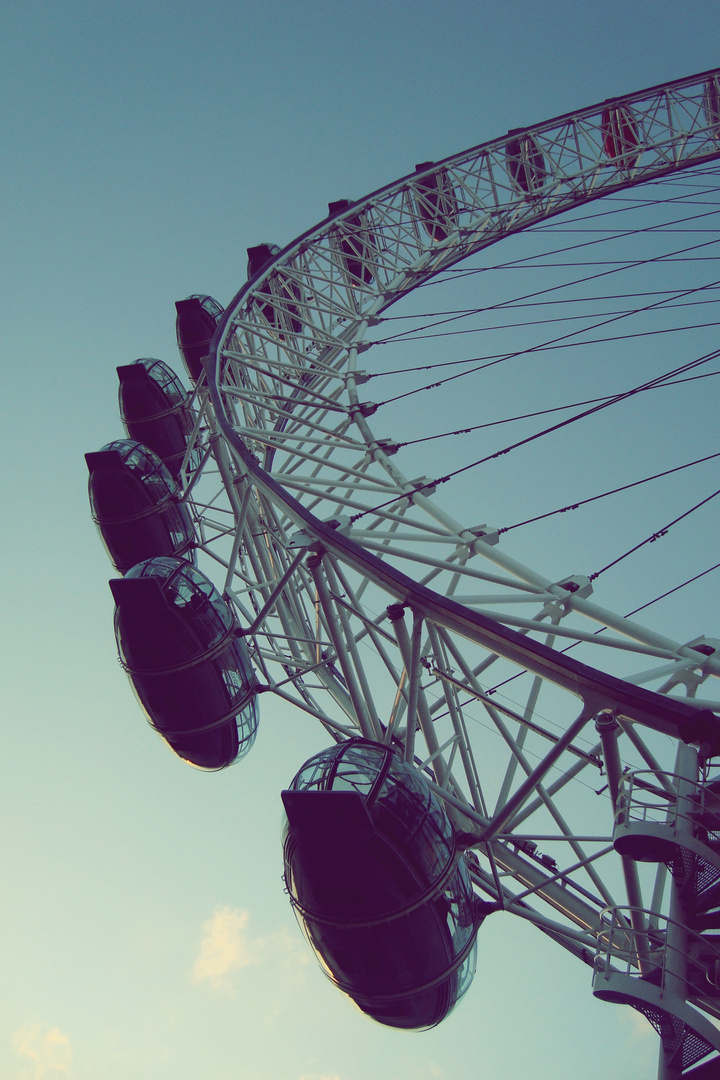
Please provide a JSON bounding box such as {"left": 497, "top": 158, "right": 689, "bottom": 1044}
{"left": 180, "top": 68, "right": 720, "bottom": 1028}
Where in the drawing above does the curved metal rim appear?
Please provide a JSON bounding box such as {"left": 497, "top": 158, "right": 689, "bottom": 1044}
{"left": 205, "top": 67, "right": 720, "bottom": 747}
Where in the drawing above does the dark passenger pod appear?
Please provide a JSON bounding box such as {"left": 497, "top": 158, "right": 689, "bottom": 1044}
{"left": 86, "top": 439, "right": 195, "bottom": 574}
{"left": 111, "top": 556, "right": 259, "bottom": 770}
{"left": 117, "top": 358, "right": 200, "bottom": 480}
{"left": 175, "top": 294, "right": 224, "bottom": 382}
{"left": 413, "top": 162, "right": 459, "bottom": 243}
{"left": 282, "top": 739, "right": 480, "bottom": 1030}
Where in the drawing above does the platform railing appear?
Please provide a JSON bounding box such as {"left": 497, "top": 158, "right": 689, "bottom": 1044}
{"left": 615, "top": 772, "right": 720, "bottom": 841}
{"left": 594, "top": 905, "right": 720, "bottom": 994}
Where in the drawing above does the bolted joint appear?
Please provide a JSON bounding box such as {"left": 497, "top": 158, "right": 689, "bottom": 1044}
{"left": 595, "top": 711, "right": 620, "bottom": 736}
{"left": 553, "top": 575, "right": 593, "bottom": 600}
{"left": 354, "top": 401, "right": 378, "bottom": 418}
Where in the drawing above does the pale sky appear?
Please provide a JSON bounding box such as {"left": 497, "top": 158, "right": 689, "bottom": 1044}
{"left": 2, "top": 3, "right": 719, "bottom": 1078}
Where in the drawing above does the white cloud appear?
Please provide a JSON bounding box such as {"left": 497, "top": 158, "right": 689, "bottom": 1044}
{"left": 192, "top": 906, "right": 257, "bottom": 993}
{"left": 192, "top": 907, "right": 309, "bottom": 995}
{"left": 12, "top": 1023, "right": 72, "bottom": 1080}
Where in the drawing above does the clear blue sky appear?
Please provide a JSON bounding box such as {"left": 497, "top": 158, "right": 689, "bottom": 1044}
{"left": 2, "top": 3, "right": 719, "bottom": 1078}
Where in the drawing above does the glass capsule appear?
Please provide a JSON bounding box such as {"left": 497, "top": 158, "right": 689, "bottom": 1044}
{"left": 282, "top": 739, "right": 479, "bottom": 1030}
{"left": 601, "top": 104, "right": 641, "bottom": 169}
{"left": 328, "top": 199, "right": 376, "bottom": 286}
{"left": 86, "top": 439, "right": 195, "bottom": 573}
{"left": 117, "top": 358, "right": 200, "bottom": 480}
{"left": 246, "top": 244, "right": 303, "bottom": 338}
{"left": 175, "top": 295, "right": 224, "bottom": 382}
{"left": 111, "top": 556, "right": 259, "bottom": 770}
{"left": 413, "top": 163, "right": 459, "bottom": 242}
{"left": 505, "top": 133, "right": 546, "bottom": 197}
{"left": 703, "top": 76, "right": 720, "bottom": 143}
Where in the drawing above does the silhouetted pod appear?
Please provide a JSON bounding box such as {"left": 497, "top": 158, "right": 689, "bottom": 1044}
{"left": 111, "top": 557, "right": 259, "bottom": 770}
{"left": 282, "top": 739, "right": 479, "bottom": 1030}
{"left": 247, "top": 244, "right": 303, "bottom": 338}
{"left": 175, "top": 294, "right": 224, "bottom": 382}
{"left": 704, "top": 76, "right": 720, "bottom": 143}
{"left": 413, "top": 163, "right": 459, "bottom": 242}
{"left": 328, "top": 199, "right": 375, "bottom": 286}
{"left": 601, "top": 104, "right": 641, "bottom": 169}
{"left": 505, "top": 132, "right": 546, "bottom": 197}
{"left": 117, "top": 358, "right": 199, "bottom": 480}
{"left": 86, "top": 440, "right": 195, "bottom": 574}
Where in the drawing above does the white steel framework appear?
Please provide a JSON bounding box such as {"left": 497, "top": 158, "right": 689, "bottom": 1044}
{"left": 166, "top": 70, "right": 720, "bottom": 1077}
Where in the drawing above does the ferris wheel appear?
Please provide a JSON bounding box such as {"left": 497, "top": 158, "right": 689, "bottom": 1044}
{"left": 88, "top": 70, "right": 720, "bottom": 1078}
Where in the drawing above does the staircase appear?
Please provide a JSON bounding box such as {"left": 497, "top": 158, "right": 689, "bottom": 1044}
{"left": 592, "top": 769, "right": 720, "bottom": 1076}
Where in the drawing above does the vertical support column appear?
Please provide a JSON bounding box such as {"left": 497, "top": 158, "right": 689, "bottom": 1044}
{"left": 387, "top": 604, "right": 420, "bottom": 765}
{"left": 658, "top": 740, "right": 699, "bottom": 1080}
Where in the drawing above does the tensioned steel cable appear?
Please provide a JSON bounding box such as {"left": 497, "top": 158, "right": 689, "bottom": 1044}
{"left": 370, "top": 260, "right": 720, "bottom": 406}
{"left": 484, "top": 562, "right": 720, "bottom": 700}
{"left": 348, "top": 348, "right": 720, "bottom": 524}
{"left": 394, "top": 370, "right": 720, "bottom": 446}
{"left": 412, "top": 168, "right": 720, "bottom": 293}
{"left": 498, "top": 451, "right": 720, "bottom": 535}
{"left": 374, "top": 209, "right": 720, "bottom": 343}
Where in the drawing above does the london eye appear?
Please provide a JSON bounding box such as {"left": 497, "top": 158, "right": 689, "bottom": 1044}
{"left": 87, "top": 69, "right": 720, "bottom": 1079}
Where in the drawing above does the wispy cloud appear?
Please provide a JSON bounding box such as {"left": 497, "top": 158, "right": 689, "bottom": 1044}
{"left": 299, "top": 1074, "right": 345, "bottom": 1080}
{"left": 192, "top": 906, "right": 308, "bottom": 995}
{"left": 192, "top": 906, "right": 257, "bottom": 992}
{"left": 12, "top": 1023, "right": 72, "bottom": 1079}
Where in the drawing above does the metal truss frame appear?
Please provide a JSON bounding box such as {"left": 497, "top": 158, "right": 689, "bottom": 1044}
{"left": 170, "top": 69, "right": 720, "bottom": 1068}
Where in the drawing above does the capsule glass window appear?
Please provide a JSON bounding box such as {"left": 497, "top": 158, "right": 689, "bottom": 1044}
{"left": 283, "top": 739, "right": 478, "bottom": 1029}
{"left": 328, "top": 200, "right": 376, "bottom": 287}
{"left": 601, "top": 104, "right": 641, "bottom": 169}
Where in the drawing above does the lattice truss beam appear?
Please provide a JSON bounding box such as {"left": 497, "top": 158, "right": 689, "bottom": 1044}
{"left": 174, "top": 71, "right": 720, "bottom": 989}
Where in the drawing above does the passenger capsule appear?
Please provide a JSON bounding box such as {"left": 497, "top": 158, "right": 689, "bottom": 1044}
{"left": 505, "top": 133, "right": 546, "bottom": 197}
{"left": 86, "top": 440, "right": 195, "bottom": 574}
{"left": 413, "top": 163, "right": 459, "bottom": 242}
{"left": 110, "top": 557, "right": 259, "bottom": 770}
{"left": 704, "top": 76, "right": 720, "bottom": 143}
{"left": 247, "top": 244, "right": 303, "bottom": 338}
{"left": 328, "top": 199, "right": 375, "bottom": 286}
{"left": 601, "top": 104, "right": 640, "bottom": 169}
{"left": 117, "top": 358, "right": 199, "bottom": 480}
{"left": 282, "top": 739, "right": 480, "bottom": 1030}
{"left": 175, "top": 294, "right": 224, "bottom": 382}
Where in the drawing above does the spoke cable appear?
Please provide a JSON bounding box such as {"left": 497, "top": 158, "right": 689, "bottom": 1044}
{"left": 500, "top": 451, "right": 720, "bottom": 535}
{"left": 395, "top": 370, "right": 720, "bottom": 446}
{"left": 348, "top": 348, "right": 720, "bottom": 524}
